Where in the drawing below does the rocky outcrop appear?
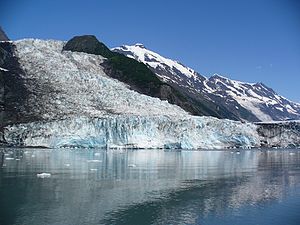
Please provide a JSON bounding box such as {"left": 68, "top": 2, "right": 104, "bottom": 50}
{"left": 0, "top": 42, "right": 40, "bottom": 131}
{"left": 0, "top": 26, "right": 9, "bottom": 41}
{"left": 63, "top": 35, "right": 114, "bottom": 58}
{"left": 256, "top": 121, "right": 300, "bottom": 148}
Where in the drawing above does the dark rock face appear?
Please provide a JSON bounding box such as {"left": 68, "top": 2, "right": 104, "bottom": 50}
{"left": 0, "top": 42, "right": 40, "bottom": 138}
{"left": 0, "top": 27, "right": 9, "bottom": 41}
{"left": 256, "top": 121, "right": 300, "bottom": 148}
{"left": 63, "top": 35, "right": 114, "bottom": 58}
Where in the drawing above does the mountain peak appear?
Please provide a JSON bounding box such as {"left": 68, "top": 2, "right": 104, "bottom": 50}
{"left": 134, "top": 43, "right": 146, "bottom": 49}
{"left": 210, "top": 74, "right": 228, "bottom": 81}
{"left": 63, "top": 35, "right": 114, "bottom": 58}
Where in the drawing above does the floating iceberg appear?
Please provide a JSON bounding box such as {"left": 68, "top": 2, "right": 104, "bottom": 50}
{"left": 5, "top": 157, "right": 14, "bottom": 160}
{"left": 37, "top": 173, "right": 51, "bottom": 178}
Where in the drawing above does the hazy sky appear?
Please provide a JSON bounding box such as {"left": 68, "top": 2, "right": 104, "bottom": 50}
{"left": 1, "top": 0, "right": 300, "bottom": 102}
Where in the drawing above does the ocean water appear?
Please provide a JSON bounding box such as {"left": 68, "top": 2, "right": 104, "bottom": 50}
{"left": 0, "top": 148, "right": 300, "bottom": 225}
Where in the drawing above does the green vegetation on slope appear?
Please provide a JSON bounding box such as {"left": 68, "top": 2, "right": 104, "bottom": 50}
{"left": 63, "top": 35, "right": 163, "bottom": 95}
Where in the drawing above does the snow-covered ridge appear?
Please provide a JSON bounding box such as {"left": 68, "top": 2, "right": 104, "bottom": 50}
{"left": 207, "top": 74, "right": 300, "bottom": 121}
{"left": 113, "top": 44, "right": 300, "bottom": 122}
{"left": 112, "top": 44, "right": 201, "bottom": 80}
{"left": 210, "top": 73, "right": 255, "bottom": 85}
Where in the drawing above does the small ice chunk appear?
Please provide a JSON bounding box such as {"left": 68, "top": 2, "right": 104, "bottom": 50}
{"left": 94, "top": 153, "right": 101, "bottom": 156}
{"left": 15, "top": 159, "right": 21, "bottom": 161}
{"left": 90, "top": 168, "right": 98, "bottom": 171}
{"left": 5, "top": 157, "right": 14, "bottom": 160}
{"left": 289, "top": 152, "right": 295, "bottom": 156}
{"left": 31, "top": 155, "right": 35, "bottom": 158}
{"left": 64, "top": 163, "right": 70, "bottom": 167}
{"left": 37, "top": 173, "right": 51, "bottom": 178}
{"left": 128, "top": 164, "right": 137, "bottom": 167}
{"left": 87, "top": 160, "right": 102, "bottom": 163}
{"left": 236, "top": 151, "right": 241, "bottom": 155}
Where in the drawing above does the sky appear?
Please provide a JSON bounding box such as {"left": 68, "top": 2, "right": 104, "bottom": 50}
{"left": 1, "top": 0, "right": 300, "bottom": 102}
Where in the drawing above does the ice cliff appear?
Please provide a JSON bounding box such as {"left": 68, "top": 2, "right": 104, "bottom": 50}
{"left": 4, "top": 115, "right": 259, "bottom": 149}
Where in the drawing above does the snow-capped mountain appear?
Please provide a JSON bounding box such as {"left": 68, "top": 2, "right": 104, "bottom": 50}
{"left": 113, "top": 44, "right": 300, "bottom": 122}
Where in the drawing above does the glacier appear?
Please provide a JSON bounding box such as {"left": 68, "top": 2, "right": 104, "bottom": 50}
{"left": 1, "top": 38, "right": 299, "bottom": 149}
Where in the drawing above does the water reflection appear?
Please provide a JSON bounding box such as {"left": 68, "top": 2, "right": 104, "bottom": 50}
{"left": 0, "top": 149, "right": 299, "bottom": 225}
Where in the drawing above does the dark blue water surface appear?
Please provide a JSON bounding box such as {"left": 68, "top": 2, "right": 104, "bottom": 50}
{"left": 0, "top": 148, "right": 300, "bottom": 225}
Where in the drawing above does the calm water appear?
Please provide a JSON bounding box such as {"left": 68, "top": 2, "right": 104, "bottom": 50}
{"left": 0, "top": 148, "right": 300, "bottom": 225}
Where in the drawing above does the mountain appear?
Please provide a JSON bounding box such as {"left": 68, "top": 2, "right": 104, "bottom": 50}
{"left": 113, "top": 44, "right": 300, "bottom": 122}
{"left": 0, "top": 26, "right": 9, "bottom": 41}
{"left": 0, "top": 35, "right": 299, "bottom": 148}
